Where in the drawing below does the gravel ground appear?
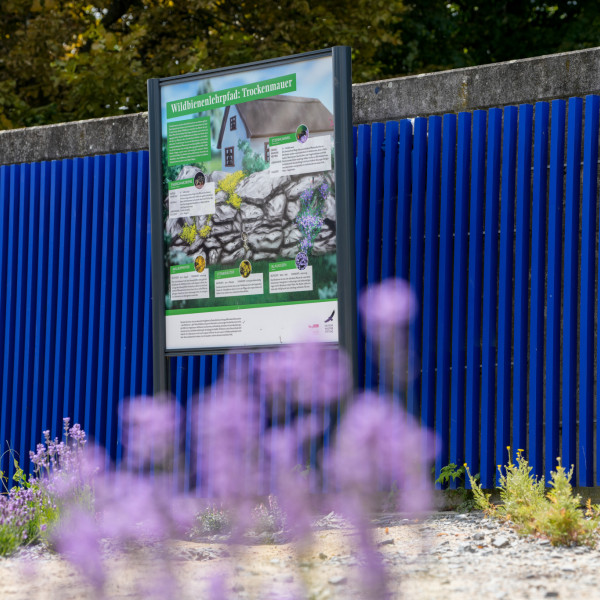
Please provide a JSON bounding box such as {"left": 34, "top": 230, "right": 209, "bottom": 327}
{"left": 1, "top": 512, "right": 599, "bottom": 599}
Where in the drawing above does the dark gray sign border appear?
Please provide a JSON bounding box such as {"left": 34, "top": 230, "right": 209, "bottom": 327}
{"left": 148, "top": 47, "right": 356, "bottom": 393}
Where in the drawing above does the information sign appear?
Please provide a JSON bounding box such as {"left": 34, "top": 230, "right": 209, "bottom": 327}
{"left": 148, "top": 47, "right": 356, "bottom": 387}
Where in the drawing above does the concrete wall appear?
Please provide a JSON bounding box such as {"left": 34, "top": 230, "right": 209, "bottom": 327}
{"left": 3, "top": 47, "right": 600, "bottom": 166}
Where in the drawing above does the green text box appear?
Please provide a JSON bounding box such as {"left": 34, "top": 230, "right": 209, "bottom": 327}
{"left": 214, "top": 268, "right": 238, "bottom": 280}
{"left": 170, "top": 264, "right": 195, "bottom": 274}
{"left": 167, "top": 117, "right": 211, "bottom": 166}
{"left": 269, "top": 133, "right": 296, "bottom": 147}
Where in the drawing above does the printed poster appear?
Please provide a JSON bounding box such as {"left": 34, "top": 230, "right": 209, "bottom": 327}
{"left": 159, "top": 54, "right": 339, "bottom": 350}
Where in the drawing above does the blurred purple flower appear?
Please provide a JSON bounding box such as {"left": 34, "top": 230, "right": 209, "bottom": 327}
{"left": 257, "top": 341, "right": 351, "bottom": 406}
{"left": 359, "top": 278, "right": 418, "bottom": 384}
{"left": 121, "top": 395, "right": 179, "bottom": 468}
{"left": 208, "top": 573, "right": 229, "bottom": 600}
{"left": 328, "top": 392, "right": 436, "bottom": 518}
{"left": 200, "top": 381, "right": 261, "bottom": 537}
{"left": 266, "top": 417, "right": 323, "bottom": 543}
{"left": 53, "top": 507, "right": 105, "bottom": 592}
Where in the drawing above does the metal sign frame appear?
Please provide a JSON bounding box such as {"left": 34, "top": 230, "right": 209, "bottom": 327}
{"left": 148, "top": 47, "right": 356, "bottom": 393}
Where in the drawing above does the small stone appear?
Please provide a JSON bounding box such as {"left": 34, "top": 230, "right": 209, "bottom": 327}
{"left": 319, "top": 552, "right": 328, "bottom": 560}
{"left": 269, "top": 559, "right": 280, "bottom": 565}
{"left": 377, "top": 539, "right": 395, "bottom": 547}
{"left": 231, "top": 584, "right": 245, "bottom": 592}
{"left": 492, "top": 536, "right": 510, "bottom": 548}
{"left": 328, "top": 576, "right": 347, "bottom": 585}
{"left": 472, "top": 532, "right": 485, "bottom": 541}
{"left": 545, "top": 592, "right": 559, "bottom": 598}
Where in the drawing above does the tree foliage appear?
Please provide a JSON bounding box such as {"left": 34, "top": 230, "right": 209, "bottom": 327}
{"left": 2, "top": 0, "right": 600, "bottom": 129}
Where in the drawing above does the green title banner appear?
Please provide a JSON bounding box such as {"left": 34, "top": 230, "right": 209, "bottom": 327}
{"left": 170, "top": 264, "right": 195, "bottom": 274}
{"left": 214, "top": 268, "right": 238, "bottom": 280}
{"left": 269, "top": 260, "right": 296, "bottom": 272}
{"left": 168, "top": 178, "right": 194, "bottom": 190}
{"left": 269, "top": 133, "right": 296, "bottom": 147}
{"left": 166, "top": 74, "right": 297, "bottom": 119}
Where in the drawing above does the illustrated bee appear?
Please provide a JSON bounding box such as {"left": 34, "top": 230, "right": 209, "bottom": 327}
{"left": 239, "top": 260, "right": 252, "bottom": 278}
{"left": 194, "top": 255, "right": 206, "bottom": 273}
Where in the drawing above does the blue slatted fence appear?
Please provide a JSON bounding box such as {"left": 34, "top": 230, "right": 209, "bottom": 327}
{"left": 3, "top": 97, "right": 600, "bottom": 490}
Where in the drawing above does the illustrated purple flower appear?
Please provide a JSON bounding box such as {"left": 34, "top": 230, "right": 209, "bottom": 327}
{"left": 295, "top": 181, "right": 329, "bottom": 256}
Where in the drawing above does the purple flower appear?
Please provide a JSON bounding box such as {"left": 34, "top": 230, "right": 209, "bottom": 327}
{"left": 359, "top": 279, "right": 418, "bottom": 383}
{"left": 53, "top": 507, "right": 105, "bottom": 591}
{"left": 328, "top": 392, "right": 436, "bottom": 518}
{"left": 257, "top": 341, "right": 351, "bottom": 407}
{"left": 199, "top": 381, "right": 261, "bottom": 538}
{"left": 121, "top": 395, "right": 179, "bottom": 469}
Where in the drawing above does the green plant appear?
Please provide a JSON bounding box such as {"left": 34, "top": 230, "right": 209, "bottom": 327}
{"left": 436, "top": 463, "right": 466, "bottom": 486}
{"left": 189, "top": 504, "right": 231, "bottom": 537}
{"left": 238, "top": 139, "right": 268, "bottom": 175}
{"left": 217, "top": 170, "right": 246, "bottom": 210}
{"left": 435, "top": 463, "right": 480, "bottom": 512}
{"left": 180, "top": 221, "right": 198, "bottom": 245}
{"left": 466, "top": 450, "right": 600, "bottom": 546}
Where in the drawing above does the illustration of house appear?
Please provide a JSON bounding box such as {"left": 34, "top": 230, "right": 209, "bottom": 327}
{"left": 216, "top": 95, "right": 334, "bottom": 172}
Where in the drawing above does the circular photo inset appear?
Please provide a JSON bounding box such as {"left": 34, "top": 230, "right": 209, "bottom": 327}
{"left": 239, "top": 259, "right": 252, "bottom": 278}
{"left": 194, "top": 172, "right": 205, "bottom": 190}
{"left": 194, "top": 255, "right": 206, "bottom": 273}
{"left": 295, "top": 251, "right": 309, "bottom": 271}
{"left": 296, "top": 124, "right": 309, "bottom": 144}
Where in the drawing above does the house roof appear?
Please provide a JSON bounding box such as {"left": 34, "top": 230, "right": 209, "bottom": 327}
{"left": 217, "top": 96, "right": 334, "bottom": 149}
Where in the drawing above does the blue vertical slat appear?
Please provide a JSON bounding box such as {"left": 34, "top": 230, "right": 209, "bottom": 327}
{"left": 395, "top": 120, "right": 413, "bottom": 281}
{"left": 407, "top": 117, "right": 428, "bottom": 417}
{"left": 141, "top": 162, "right": 153, "bottom": 397}
{"left": 381, "top": 121, "right": 399, "bottom": 281}
{"left": 20, "top": 162, "right": 39, "bottom": 473}
{"left": 84, "top": 156, "right": 105, "bottom": 435}
{"left": 30, "top": 162, "right": 51, "bottom": 456}
{"left": 354, "top": 124, "right": 371, "bottom": 389}
{"left": 10, "top": 163, "right": 29, "bottom": 480}
{"left": 421, "top": 115, "right": 442, "bottom": 430}
{"left": 130, "top": 152, "right": 150, "bottom": 399}
{"left": 63, "top": 159, "right": 83, "bottom": 422}
{"left": 95, "top": 155, "right": 116, "bottom": 448}
{"left": 73, "top": 158, "right": 93, "bottom": 425}
{"left": 117, "top": 153, "right": 138, "bottom": 465}
{"left": 365, "top": 123, "right": 385, "bottom": 390}
{"left": 0, "top": 166, "right": 9, "bottom": 473}
{"left": 465, "top": 110, "right": 486, "bottom": 479}
{"left": 580, "top": 95, "right": 599, "bottom": 485}
{"left": 1, "top": 166, "right": 20, "bottom": 466}
{"left": 449, "top": 112, "right": 471, "bottom": 482}
{"left": 41, "top": 162, "right": 62, "bottom": 435}
{"left": 563, "top": 97, "right": 583, "bottom": 476}
{"left": 480, "top": 108, "right": 502, "bottom": 488}
{"left": 435, "top": 113, "right": 457, "bottom": 482}
{"left": 513, "top": 104, "right": 533, "bottom": 458}
{"left": 497, "top": 106, "right": 518, "bottom": 474}
{"left": 394, "top": 120, "right": 413, "bottom": 398}
{"left": 379, "top": 121, "right": 399, "bottom": 394}
{"left": 50, "top": 160, "right": 72, "bottom": 437}
{"left": 529, "top": 102, "right": 549, "bottom": 476}
{"left": 106, "top": 154, "right": 127, "bottom": 462}
{"left": 546, "top": 100, "right": 565, "bottom": 482}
